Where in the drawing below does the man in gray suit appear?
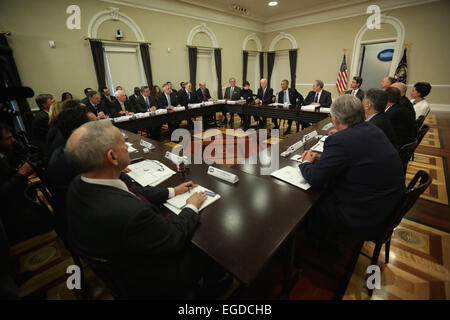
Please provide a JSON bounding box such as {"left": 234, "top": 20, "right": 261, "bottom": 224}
{"left": 223, "top": 77, "right": 242, "bottom": 126}
{"left": 345, "top": 76, "right": 365, "bottom": 101}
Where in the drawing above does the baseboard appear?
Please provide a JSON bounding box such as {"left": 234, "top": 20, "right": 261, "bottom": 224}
{"left": 430, "top": 104, "right": 450, "bottom": 112}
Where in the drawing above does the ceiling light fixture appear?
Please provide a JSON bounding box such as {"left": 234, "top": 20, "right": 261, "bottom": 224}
{"left": 268, "top": 1, "right": 278, "bottom": 7}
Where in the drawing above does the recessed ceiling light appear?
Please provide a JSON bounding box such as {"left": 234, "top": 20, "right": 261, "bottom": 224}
{"left": 268, "top": 1, "right": 278, "bottom": 6}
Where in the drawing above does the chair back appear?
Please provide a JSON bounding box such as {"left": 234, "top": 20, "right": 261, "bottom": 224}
{"left": 415, "top": 115, "right": 425, "bottom": 130}
{"left": 416, "top": 125, "right": 430, "bottom": 147}
{"left": 398, "top": 139, "right": 418, "bottom": 174}
{"left": 385, "top": 171, "right": 432, "bottom": 240}
{"left": 23, "top": 182, "right": 54, "bottom": 216}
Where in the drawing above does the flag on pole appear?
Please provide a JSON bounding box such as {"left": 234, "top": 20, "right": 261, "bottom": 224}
{"left": 336, "top": 54, "right": 348, "bottom": 95}
{"left": 395, "top": 48, "right": 407, "bottom": 84}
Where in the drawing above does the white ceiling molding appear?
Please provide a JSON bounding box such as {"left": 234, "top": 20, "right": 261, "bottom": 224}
{"left": 263, "top": 0, "right": 439, "bottom": 32}
{"left": 187, "top": 23, "right": 219, "bottom": 47}
{"left": 269, "top": 32, "right": 298, "bottom": 51}
{"left": 88, "top": 6, "right": 145, "bottom": 41}
{"left": 349, "top": 15, "right": 405, "bottom": 80}
{"left": 99, "top": 0, "right": 262, "bottom": 32}
{"left": 242, "top": 33, "right": 262, "bottom": 51}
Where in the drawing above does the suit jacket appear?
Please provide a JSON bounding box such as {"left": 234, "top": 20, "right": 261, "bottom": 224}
{"left": 240, "top": 89, "right": 253, "bottom": 102}
{"left": 369, "top": 112, "right": 398, "bottom": 149}
{"left": 385, "top": 103, "right": 417, "bottom": 148}
{"left": 224, "top": 86, "right": 242, "bottom": 101}
{"left": 101, "top": 95, "right": 116, "bottom": 112}
{"left": 196, "top": 88, "right": 212, "bottom": 102}
{"left": 299, "top": 122, "right": 405, "bottom": 232}
{"left": 177, "top": 89, "right": 198, "bottom": 107}
{"left": 302, "top": 90, "right": 332, "bottom": 108}
{"left": 85, "top": 100, "right": 109, "bottom": 117}
{"left": 256, "top": 87, "right": 274, "bottom": 104}
{"left": 399, "top": 96, "right": 416, "bottom": 120}
{"left": 278, "top": 88, "right": 304, "bottom": 106}
{"left": 129, "top": 94, "right": 140, "bottom": 106}
{"left": 109, "top": 100, "right": 135, "bottom": 118}
{"left": 31, "top": 109, "right": 50, "bottom": 152}
{"left": 135, "top": 95, "right": 158, "bottom": 113}
{"left": 345, "top": 88, "right": 365, "bottom": 101}
{"left": 66, "top": 176, "right": 200, "bottom": 298}
{"left": 157, "top": 92, "right": 179, "bottom": 109}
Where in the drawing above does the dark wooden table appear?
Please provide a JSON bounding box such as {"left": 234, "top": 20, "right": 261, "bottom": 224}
{"left": 123, "top": 117, "right": 333, "bottom": 296}
{"left": 115, "top": 103, "right": 330, "bottom": 133}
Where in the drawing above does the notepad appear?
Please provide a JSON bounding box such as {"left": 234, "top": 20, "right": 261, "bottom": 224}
{"left": 164, "top": 185, "right": 221, "bottom": 215}
{"left": 290, "top": 154, "right": 303, "bottom": 162}
{"left": 126, "top": 160, "right": 176, "bottom": 187}
{"left": 271, "top": 166, "right": 311, "bottom": 190}
{"left": 310, "top": 136, "right": 328, "bottom": 153}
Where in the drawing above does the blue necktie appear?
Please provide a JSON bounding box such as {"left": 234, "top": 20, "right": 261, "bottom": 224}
{"left": 262, "top": 89, "right": 265, "bottom": 100}
{"left": 314, "top": 93, "right": 319, "bottom": 103}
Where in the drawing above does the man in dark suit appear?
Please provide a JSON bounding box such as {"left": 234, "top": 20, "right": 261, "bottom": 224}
{"left": 128, "top": 87, "right": 141, "bottom": 107}
{"left": 177, "top": 82, "right": 198, "bottom": 127}
{"left": 81, "top": 88, "right": 93, "bottom": 106}
{"left": 196, "top": 81, "right": 216, "bottom": 127}
{"left": 84, "top": 91, "right": 109, "bottom": 119}
{"left": 108, "top": 90, "right": 135, "bottom": 118}
{"left": 384, "top": 87, "right": 417, "bottom": 148}
{"left": 299, "top": 95, "right": 405, "bottom": 250}
{"left": 278, "top": 79, "right": 304, "bottom": 134}
{"left": 100, "top": 87, "right": 116, "bottom": 112}
{"left": 31, "top": 94, "right": 55, "bottom": 153}
{"left": 391, "top": 82, "right": 416, "bottom": 120}
{"left": 166, "top": 82, "right": 177, "bottom": 95}
{"left": 135, "top": 86, "right": 157, "bottom": 113}
{"left": 223, "top": 77, "right": 242, "bottom": 126}
{"left": 64, "top": 120, "right": 230, "bottom": 298}
{"left": 362, "top": 89, "right": 398, "bottom": 149}
{"left": 301, "top": 80, "right": 332, "bottom": 129}
{"left": 158, "top": 84, "right": 182, "bottom": 136}
{"left": 345, "top": 76, "right": 365, "bottom": 101}
{"left": 255, "top": 78, "right": 273, "bottom": 128}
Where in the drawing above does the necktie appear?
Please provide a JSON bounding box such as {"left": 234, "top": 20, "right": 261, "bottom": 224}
{"left": 202, "top": 90, "right": 207, "bottom": 100}
{"left": 284, "top": 90, "right": 288, "bottom": 104}
{"left": 167, "top": 94, "right": 171, "bottom": 106}
{"left": 230, "top": 87, "right": 234, "bottom": 99}
{"left": 314, "top": 93, "right": 319, "bottom": 103}
{"left": 145, "top": 97, "right": 149, "bottom": 107}
{"left": 121, "top": 103, "right": 126, "bottom": 112}
{"left": 127, "top": 185, "right": 149, "bottom": 203}
{"left": 187, "top": 90, "right": 190, "bottom": 101}
{"left": 262, "top": 89, "right": 265, "bottom": 100}
{"left": 353, "top": 90, "right": 356, "bottom": 96}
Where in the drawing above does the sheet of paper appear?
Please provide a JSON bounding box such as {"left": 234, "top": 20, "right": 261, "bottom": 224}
{"left": 319, "top": 107, "right": 331, "bottom": 113}
{"left": 310, "top": 136, "right": 328, "bottom": 153}
{"left": 290, "top": 154, "right": 303, "bottom": 162}
{"left": 271, "top": 166, "right": 311, "bottom": 190}
{"left": 126, "top": 160, "right": 175, "bottom": 187}
{"left": 126, "top": 142, "right": 137, "bottom": 153}
{"left": 301, "top": 105, "right": 317, "bottom": 112}
{"left": 164, "top": 185, "right": 221, "bottom": 215}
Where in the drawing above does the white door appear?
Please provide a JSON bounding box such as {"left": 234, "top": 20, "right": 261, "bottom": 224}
{"left": 272, "top": 51, "right": 290, "bottom": 99}
{"left": 247, "top": 53, "right": 259, "bottom": 92}
{"left": 359, "top": 41, "right": 395, "bottom": 91}
{"left": 197, "top": 49, "right": 216, "bottom": 98}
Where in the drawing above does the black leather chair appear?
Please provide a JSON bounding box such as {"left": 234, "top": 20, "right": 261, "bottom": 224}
{"left": 398, "top": 139, "right": 418, "bottom": 175}
{"left": 364, "top": 170, "right": 431, "bottom": 296}
{"left": 411, "top": 125, "right": 430, "bottom": 161}
{"left": 415, "top": 115, "right": 425, "bottom": 131}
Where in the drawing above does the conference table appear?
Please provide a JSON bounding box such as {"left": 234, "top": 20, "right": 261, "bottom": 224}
{"left": 114, "top": 101, "right": 330, "bottom": 133}
{"left": 120, "top": 110, "right": 333, "bottom": 298}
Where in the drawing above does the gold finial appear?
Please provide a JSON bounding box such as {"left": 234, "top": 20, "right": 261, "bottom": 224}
{"left": 404, "top": 41, "right": 410, "bottom": 47}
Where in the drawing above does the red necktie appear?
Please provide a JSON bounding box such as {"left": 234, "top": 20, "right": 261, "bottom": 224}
{"left": 202, "top": 90, "right": 207, "bottom": 100}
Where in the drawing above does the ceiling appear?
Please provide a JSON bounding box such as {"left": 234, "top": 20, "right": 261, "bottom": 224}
{"left": 178, "top": 0, "right": 371, "bottom": 22}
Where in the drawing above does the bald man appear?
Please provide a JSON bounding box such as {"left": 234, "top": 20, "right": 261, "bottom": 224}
{"left": 391, "top": 82, "right": 416, "bottom": 120}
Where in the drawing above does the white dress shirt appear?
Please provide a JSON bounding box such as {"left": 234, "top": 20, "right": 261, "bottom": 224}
{"left": 165, "top": 92, "right": 171, "bottom": 106}
{"left": 314, "top": 90, "right": 323, "bottom": 103}
{"left": 80, "top": 176, "right": 199, "bottom": 213}
{"left": 283, "top": 89, "right": 290, "bottom": 104}
{"left": 411, "top": 99, "right": 430, "bottom": 119}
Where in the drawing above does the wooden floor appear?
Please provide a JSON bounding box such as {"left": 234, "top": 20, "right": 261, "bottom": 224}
{"left": 10, "top": 111, "right": 450, "bottom": 300}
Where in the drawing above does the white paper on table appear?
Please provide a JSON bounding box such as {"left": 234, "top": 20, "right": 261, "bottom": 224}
{"left": 203, "top": 101, "right": 215, "bottom": 106}
{"left": 134, "top": 112, "right": 151, "bottom": 119}
{"left": 155, "top": 109, "right": 167, "bottom": 115}
{"left": 290, "top": 154, "right": 303, "bottom": 163}
{"left": 269, "top": 103, "right": 284, "bottom": 107}
{"left": 173, "top": 106, "right": 186, "bottom": 111}
{"left": 271, "top": 166, "right": 311, "bottom": 190}
{"left": 319, "top": 107, "right": 331, "bottom": 113}
{"left": 301, "top": 105, "right": 317, "bottom": 112}
{"left": 310, "top": 136, "right": 328, "bottom": 153}
{"left": 163, "top": 185, "right": 221, "bottom": 215}
{"left": 188, "top": 103, "right": 202, "bottom": 109}
{"left": 207, "top": 166, "right": 239, "bottom": 184}
{"left": 321, "top": 122, "right": 334, "bottom": 131}
{"left": 126, "top": 142, "right": 137, "bottom": 153}
{"left": 113, "top": 115, "right": 132, "bottom": 123}
{"left": 126, "top": 160, "right": 175, "bottom": 187}
{"left": 216, "top": 99, "right": 226, "bottom": 104}
{"left": 226, "top": 100, "right": 236, "bottom": 105}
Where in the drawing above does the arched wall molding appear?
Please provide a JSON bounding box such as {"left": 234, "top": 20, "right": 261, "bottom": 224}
{"left": 242, "top": 33, "right": 262, "bottom": 51}
{"left": 187, "top": 23, "right": 219, "bottom": 47}
{"left": 349, "top": 15, "right": 405, "bottom": 79}
{"left": 268, "top": 32, "right": 298, "bottom": 51}
{"left": 88, "top": 7, "right": 145, "bottom": 41}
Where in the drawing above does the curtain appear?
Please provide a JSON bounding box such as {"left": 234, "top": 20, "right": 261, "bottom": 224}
{"left": 139, "top": 44, "right": 153, "bottom": 88}
{"left": 188, "top": 47, "right": 197, "bottom": 90}
{"left": 242, "top": 51, "right": 248, "bottom": 84}
{"left": 267, "top": 52, "right": 276, "bottom": 88}
{"left": 0, "top": 34, "right": 33, "bottom": 133}
{"left": 289, "top": 49, "right": 298, "bottom": 89}
{"left": 214, "top": 48, "right": 223, "bottom": 99}
{"left": 259, "top": 52, "right": 264, "bottom": 82}
{"left": 89, "top": 40, "right": 106, "bottom": 91}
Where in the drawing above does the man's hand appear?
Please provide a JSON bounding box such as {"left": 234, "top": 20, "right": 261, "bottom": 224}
{"left": 208, "top": 98, "right": 214, "bottom": 102}
{"left": 166, "top": 106, "right": 174, "bottom": 111}
{"left": 18, "top": 162, "right": 33, "bottom": 176}
{"left": 174, "top": 181, "right": 198, "bottom": 195}
{"left": 255, "top": 98, "right": 261, "bottom": 104}
{"left": 302, "top": 150, "right": 321, "bottom": 163}
{"left": 150, "top": 106, "right": 157, "bottom": 112}
{"left": 311, "top": 102, "right": 320, "bottom": 106}
{"left": 328, "top": 129, "right": 337, "bottom": 135}
{"left": 119, "top": 110, "right": 126, "bottom": 115}
{"left": 186, "top": 192, "right": 207, "bottom": 210}
{"left": 123, "top": 167, "right": 131, "bottom": 173}
{"left": 98, "top": 111, "right": 106, "bottom": 119}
